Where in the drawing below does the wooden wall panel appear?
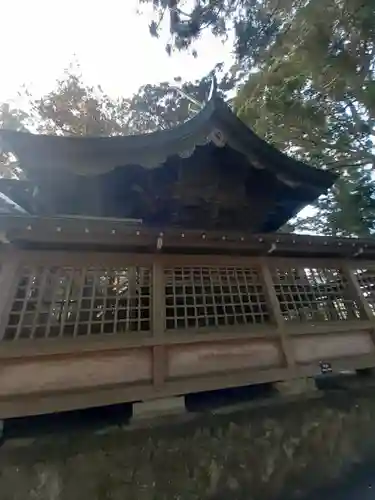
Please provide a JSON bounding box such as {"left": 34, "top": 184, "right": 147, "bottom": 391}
{"left": 0, "top": 348, "right": 152, "bottom": 397}
{"left": 293, "top": 331, "right": 374, "bottom": 364}
{"left": 167, "top": 339, "right": 282, "bottom": 378}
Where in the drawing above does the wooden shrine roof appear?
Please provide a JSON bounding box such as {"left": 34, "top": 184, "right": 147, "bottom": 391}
{"left": 0, "top": 96, "right": 336, "bottom": 185}
{"left": 0, "top": 87, "right": 337, "bottom": 232}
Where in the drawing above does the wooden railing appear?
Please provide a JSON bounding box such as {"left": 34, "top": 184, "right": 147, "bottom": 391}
{"left": 1, "top": 249, "right": 375, "bottom": 418}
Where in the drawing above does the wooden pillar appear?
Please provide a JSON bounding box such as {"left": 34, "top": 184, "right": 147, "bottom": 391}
{"left": 0, "top": 251, "right": 21, "bottom": 340}
{"left": 259, "top": 258, "right": 296, "bottom": 371}
{"left": 126, "top": 266, "right": 137, "bottom": 328}
{"left": 342, "top": 263, "right": 375, "bottom": 357}
{"left": 152, "top": 259, "right": 166, "bottom": 388}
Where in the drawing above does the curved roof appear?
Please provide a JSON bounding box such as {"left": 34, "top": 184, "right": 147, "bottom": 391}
{"left": 0, "top": 94, "right": 219, "bottom": 175}
{"left": 0, "top": 88, "right": 338, "bottom": 232}
{"left": 0, "top": 93, "right": 337, "bottom": 192}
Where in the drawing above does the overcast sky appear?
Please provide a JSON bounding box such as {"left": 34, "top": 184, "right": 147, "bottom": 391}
{"left": 0, "top": 0, "right": 233, "bottom": 103}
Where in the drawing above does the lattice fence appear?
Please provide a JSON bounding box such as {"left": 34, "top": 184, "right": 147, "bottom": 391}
{"left": 4, "top": 265, "right": 152, "bottom": 340}
{"left": 270, "top": 266, "right": 361, "bottom": 322}
{"left": 3, "top": 260, "right": 375, "bottom": 342}
{"left": 164, "top": 266, "right": 270, "bottom": 330}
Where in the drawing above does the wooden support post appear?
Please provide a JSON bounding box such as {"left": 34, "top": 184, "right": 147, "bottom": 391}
{"left": 0, "top": 253, "right": 20, "bottom": 340}
{"left": 260, "top": 259, "right": 296, "bottom": 371}
{"left": 342, "top": 263, "right": 375, "bottom": 368}
{"left": 152, "top": 260, "right": 166, "bottom": 389}
{"left": 126, "top": 266, "right": 137, "bottom": 327}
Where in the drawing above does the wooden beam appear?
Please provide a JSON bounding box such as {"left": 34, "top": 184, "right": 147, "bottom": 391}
{"left": 259, "top": 259, "right": 296, "bottom": 370}
{"left": 152, "top": 260, "right": 166, "bottom": 388}
{"left": 342, "top": 264, "right": 375, "bottom": 320}
{"left": 3, "top": 214, "right": 375, "bottom": 258}
{"left": 342, "top": 264, "right": 375, "bottom": 351}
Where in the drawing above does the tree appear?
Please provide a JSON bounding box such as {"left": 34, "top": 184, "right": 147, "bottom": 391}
{"left": 34, "top": 73, "right": 132, "bottom": 137}
{"left": 290, "top": 168, "right": 375, "bottom": 237}
{"left": 125, "top": 63, "right": 229, "bottom": 132}
{"left": 0, "top": 104, "right": 29, "bottom": 178}
{"left": 234, "top": 0, "right": 375, "bottom": 235}
{"left": 0, "top": 65, "right": 217, "bottom": 176}
{"left": 140, "top": 0, "right": 292, "bottom": 60}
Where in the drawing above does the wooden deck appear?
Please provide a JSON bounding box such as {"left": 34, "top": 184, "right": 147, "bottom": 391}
{"left": 1, "top": 244, "right": 375, "bottom": 418}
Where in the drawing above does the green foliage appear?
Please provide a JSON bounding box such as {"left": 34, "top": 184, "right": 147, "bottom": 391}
{"left": 142, "top": 0, "right": 234, "bottom": 55}
{"left": 235, "top": 0, "right": 375, "bottom": 235}
{"left": 292, "top": 169, "right": 375, "bottom": 237}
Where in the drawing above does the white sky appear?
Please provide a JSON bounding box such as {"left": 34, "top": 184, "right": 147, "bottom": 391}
{"left": 0, "top": 0, "right": 233, "bottom": 103}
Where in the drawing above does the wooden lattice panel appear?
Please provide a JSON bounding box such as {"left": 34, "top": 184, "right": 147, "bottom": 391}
{"left": 4, "top": 265, "right": 151, "bottom": 340}
{"left": 354, "top": 268, "right": 375, "bottom": 315}
{"left": 164, "top": 266, "right": 269, "bottom": 330}
{"left": 271, "top": 266, "right": 361, "bottom": 322}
